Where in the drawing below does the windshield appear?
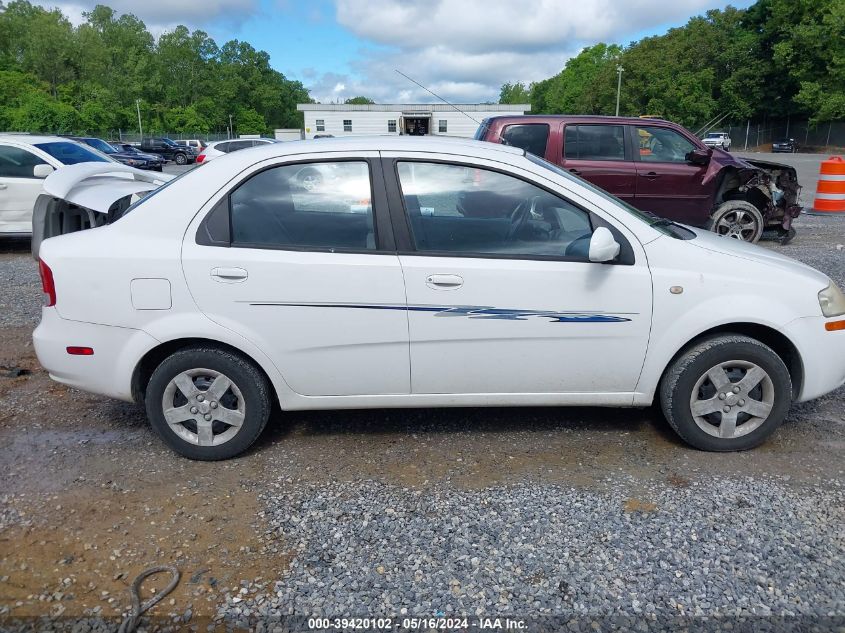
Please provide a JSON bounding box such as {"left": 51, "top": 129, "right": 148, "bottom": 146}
{"left": 162, "top": 138, "right": 179, "bottom": 147}
{"left": 705, "top": 133, "right": 722, "bottom": 139}
{"left": 525, "top": 153, "right": 694, "bottom": 239}
{"left": 34, "top": 142, "right": 111, "bottom": 165}
{"left": 84, "top": 138, "right": 117, "bottom": 154}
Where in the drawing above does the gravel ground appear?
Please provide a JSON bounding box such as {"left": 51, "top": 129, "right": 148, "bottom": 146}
{"left": 1, "top": 210, "right": 843, "bottom": 631}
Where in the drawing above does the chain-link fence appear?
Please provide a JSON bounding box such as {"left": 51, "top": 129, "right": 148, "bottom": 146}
{"left": 694, "top": 119, "right": 845, "bottom": 152}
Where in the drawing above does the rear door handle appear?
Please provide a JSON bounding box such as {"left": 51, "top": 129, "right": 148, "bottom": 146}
{"left": 426, "top": 274, "right": 463, "bottom": 290}
{"left": 211, "top": 266, "right": 248, "bottom": 282}
{"left": 0, "top": 183, "right": 7, "bottom": 190}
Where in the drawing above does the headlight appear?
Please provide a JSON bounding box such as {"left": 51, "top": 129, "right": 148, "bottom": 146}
{"left": 126, "top": 159, "right": 141, "bottom": 166}
{"left": 818, "top": 281, "right": 845, "bottom": 317}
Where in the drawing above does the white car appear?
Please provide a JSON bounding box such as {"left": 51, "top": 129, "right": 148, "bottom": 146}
{"left": 0, "top": 134, "right": 123, "bottom": 235}
{"left": 197, "top": 138, "right": 276, "bottom": 164}
{"left": 32, "top": 137, "right": 845, "bottom": 460}
{"left": 702, "top": 132, "right": 732, "bottom": 151}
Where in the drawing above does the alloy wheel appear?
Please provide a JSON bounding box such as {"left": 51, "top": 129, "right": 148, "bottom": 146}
{"left": 715, "top": 209, "right": 760, "bottom": 241}
{"left": 689, "top": 360, "right": 775, "bottom": 439}
{"left": 161, "top": 368, "right": 245, "bottom": 446}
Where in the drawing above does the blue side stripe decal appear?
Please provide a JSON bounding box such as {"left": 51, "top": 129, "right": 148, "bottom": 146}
{"left": 247, "top": 302, "right": 633, "bottom": 323}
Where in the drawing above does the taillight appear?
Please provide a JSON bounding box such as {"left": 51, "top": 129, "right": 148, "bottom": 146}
{"left": 38, "top": 259, "right": 56, "bottom": 307}
{"left": 196, "top": 153, "right": 205, "bottom": 163}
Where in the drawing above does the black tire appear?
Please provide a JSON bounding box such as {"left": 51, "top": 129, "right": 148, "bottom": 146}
{"left": 145, "top": 346, "right": 271, "bottom": 460}
{"left": 175, "top": 153, "right": 187, "bottom": 165}
{"left": 659, "top": 334, "right": 792, "bottom": 452}
{"left": 706, "top": 200, "right": 764, "bottom": 243}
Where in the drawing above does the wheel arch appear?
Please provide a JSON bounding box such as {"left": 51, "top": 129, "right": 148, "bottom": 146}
{"left": 131, "top": 337, "right": 281, "bottom": 408}
{"left": 656, "top": 322, "right": 804, "bottom": 402}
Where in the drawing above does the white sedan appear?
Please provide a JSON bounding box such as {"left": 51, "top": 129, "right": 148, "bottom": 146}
{"left": 32, "top": 137, "right": 845, "bottom": 460}
{"left": 196, "top": 138, "right": 277, "bottom": 164}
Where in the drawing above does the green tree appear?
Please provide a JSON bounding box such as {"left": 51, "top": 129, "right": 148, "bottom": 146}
{"left": 344, "top": 96, "right": 375, "bottom": 104}
{"left": 498, "top": 82, "right": 530, "bottom": 104}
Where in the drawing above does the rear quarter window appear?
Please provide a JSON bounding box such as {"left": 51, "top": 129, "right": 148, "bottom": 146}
{"left": 501, "top": 124, "right": 550, "bottom": 157}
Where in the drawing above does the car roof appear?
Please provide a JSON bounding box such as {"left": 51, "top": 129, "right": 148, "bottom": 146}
{"left": 0, "top": 134, "right": 77, "bottom": 145}
{"left": 233, "top": 135, "right": 525, "bottom": 159}
{"left": 482, "top": 115, "right": 671, "bottom": 125}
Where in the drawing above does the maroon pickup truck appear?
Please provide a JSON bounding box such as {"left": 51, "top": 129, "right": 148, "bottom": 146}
{"left": 475, "top": 115, "right": 801, "bottom": 243}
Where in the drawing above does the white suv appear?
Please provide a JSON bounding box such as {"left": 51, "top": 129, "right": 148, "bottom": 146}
{"left": 31, "top": 138, "right": 845, "bottom": 460}
{"left": 702, "top": 132, "right": 731, "bottom": 151}
{"left": 0, "top": 135, "right": 120, "bottom": 235}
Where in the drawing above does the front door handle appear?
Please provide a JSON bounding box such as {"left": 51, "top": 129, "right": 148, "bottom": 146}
{"left": 641, "top": 171, "right": 659, "bottom": 180}
{"left": 426, "top": 274, "right": 463, "bottom": 290}
{"left": 0, "top": 183, "right": 7, "bottom": 190}
{"left": 568, "top": 168, "right": 581, "bottom": 176}
{"left": 211, "top": 266, "right": 248, "bottom": 282}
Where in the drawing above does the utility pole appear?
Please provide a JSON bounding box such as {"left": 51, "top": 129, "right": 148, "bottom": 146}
{"left": 135, "top": 99, "right": 143, "bottom": 140}
{"left": 744, "top": 119, "right": 750, "bottom": 150}
{"left": 229, "top": 114, "right": 234, "bottom": 139}
{"left": 615, "top": 65, "right": 624, "bottom": 117}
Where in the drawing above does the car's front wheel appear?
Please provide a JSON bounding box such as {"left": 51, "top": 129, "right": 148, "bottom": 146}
{"left": 707, "top": 200, "right": 764, "bottom": 243}
{"left": 145, "top": 346, "right": 271, "bottom": 460}
{"left": 659, "top": 334, "right": 792, "bottom": 451}
{"left": 175, "top": 153, "right": 187, "bottom": 165}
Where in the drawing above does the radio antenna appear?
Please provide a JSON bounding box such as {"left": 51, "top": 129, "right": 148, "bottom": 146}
{"left": 394, "top": 69, "right": 491, "bottom": 135}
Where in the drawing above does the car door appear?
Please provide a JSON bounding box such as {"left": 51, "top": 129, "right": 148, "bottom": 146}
{"left": 181, "top": 152, "right": 410, "bottom": 397}
{"left": 632, "top": 124, "right": 713, "bottom": 224}
{"left": 559, "top": 123, "right": 636, "bottom": 203}
{"left": 382, "top": 152, "right": 652, "bottom": 397}
{"left": 0, "top": 144, "right": 51, "bottom": 234}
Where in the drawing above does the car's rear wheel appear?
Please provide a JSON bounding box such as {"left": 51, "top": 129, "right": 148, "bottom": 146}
{"left": 707, "top": 200, "right": 764, "bottom": 243}
{"left": 297, "top": 168, "right": 322, "bottom": 191}
{"left": 175, "top": 153, "right": 187, "bottom": 165}
{"left": 145, "top": 346, "right": 271, "bottom": 460}
{"left": 659, "top": 334, "right": 792, "bottom": 451}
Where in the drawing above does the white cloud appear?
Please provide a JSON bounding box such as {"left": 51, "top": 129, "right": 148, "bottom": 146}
{"left": 35, "top": 0, "right": 259, "bottom": 32}
{"left": 305, "top": 0, "right": 729, "bottom": 103}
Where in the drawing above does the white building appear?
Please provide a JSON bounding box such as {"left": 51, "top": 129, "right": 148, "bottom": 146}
{"left": 296, "top": 103, "right": 531, "bottom": 139}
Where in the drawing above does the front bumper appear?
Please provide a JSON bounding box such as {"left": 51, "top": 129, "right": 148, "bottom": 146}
{"left": 782, "top": 315, "right": 845, "bottom": 402}
{"left": 33, "top": 308, "right": 159, "bottom": 402}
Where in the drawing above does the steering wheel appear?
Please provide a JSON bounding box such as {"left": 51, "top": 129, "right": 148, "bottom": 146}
{"left": 506, "top": 195, "right": 541, "bottom": 241}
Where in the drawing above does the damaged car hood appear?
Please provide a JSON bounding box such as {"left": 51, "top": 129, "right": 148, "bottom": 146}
{"left": 32, "top": 163, "right": 172, "bottom": 258}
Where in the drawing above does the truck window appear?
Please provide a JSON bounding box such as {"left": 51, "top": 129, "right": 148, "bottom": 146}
{"left": 501, "top": 124, "right": 549, "bottom": 158}
{"left": 563, "top": 125, "right": 625, "bottom": 161}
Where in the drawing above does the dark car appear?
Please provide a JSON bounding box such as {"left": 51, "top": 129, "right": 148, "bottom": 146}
{"left": 139, "top": 137, "right": 196, "bottom": 165}
{"left": 476, "top": 115, "right": 801, "bottom": 243}
{"left": 66, "top": 136, "right": 162, "bottom": 171}
{"left": 772, "top": 138, "right": 797, "bottom": 153}
{"left": 111, "top": 143, "right": 166, "bottom": 171}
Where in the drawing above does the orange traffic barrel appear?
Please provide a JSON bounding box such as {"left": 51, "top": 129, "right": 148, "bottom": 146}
{"left": 808, "top": 156, "right": 845, "bottom": 214}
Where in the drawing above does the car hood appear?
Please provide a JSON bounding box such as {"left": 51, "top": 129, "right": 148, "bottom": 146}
{"left": 684, "top": 225, "right": 829, "bottom": 285}
{"left": 702, "top": 149, "right": 796, "bottom": 185}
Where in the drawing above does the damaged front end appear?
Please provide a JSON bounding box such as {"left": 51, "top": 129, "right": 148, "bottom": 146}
{"left": 711, "top": 153, "right": 802, "bottom": 243}
{"left": 32, "top": 163, "right": 171, "bottom": 259}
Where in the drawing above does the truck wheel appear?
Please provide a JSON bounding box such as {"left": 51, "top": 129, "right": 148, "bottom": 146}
{"left": 707, "top": 200, "right": 764, "bottom": 243}
{"left": 659, "top": 334, "right": 792, "bottom": 451}
{"left": 145, "top": 346, "right": 272, "bottom": 460}
{"left": 175, "top": 153, "right": 187, "bottom": 165}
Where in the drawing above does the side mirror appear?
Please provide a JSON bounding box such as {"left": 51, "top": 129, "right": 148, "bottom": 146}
{"left": 33, "top": 164, "right": 55, "bottom": 179}
{"left": 589, "top": 226, "right": 621, "bottom": 263}
{"left": 686, "top": 147, "right": 712, "bottom": 165}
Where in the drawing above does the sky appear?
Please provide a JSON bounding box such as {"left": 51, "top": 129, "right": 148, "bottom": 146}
{"left": 39, "top": 0, "right": 755, "bottom": 104}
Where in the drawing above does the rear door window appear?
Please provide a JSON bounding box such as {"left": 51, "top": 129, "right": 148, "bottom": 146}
{"left": 215, "top": 142, "right": 231, "bottom": 153}
{"left": 563, "top": 125, "right": 625, "bottom": 161}
{"left": 501, "top": 124, "right": 550, "bottom": 157}
{"left": 230, "top": 161, "right": 375, "bottom": 251}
